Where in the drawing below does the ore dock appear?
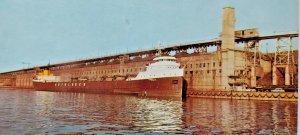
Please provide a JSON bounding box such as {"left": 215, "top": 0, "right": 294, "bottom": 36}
{"left": 0, "top": 7, "right": 298, "bottom": 101}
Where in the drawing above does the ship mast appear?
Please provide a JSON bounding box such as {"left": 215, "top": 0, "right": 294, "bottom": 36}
{"left": 157, "top": 48, "right": 163, "bottom": 56}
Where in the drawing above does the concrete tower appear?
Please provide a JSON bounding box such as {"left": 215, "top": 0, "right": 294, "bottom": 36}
{"left": 221, "top": 7, "right": 235, "bottom": 50}
{"left": 220, "top": 7, "right": 236, "bottom": 90}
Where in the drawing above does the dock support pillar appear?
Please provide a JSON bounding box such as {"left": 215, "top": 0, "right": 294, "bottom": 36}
{"left": 250, "top": 66, "right": 256, "bottom": 87}
{"left": 285, "top": 65, "right": 290, "bottom": 85}
{"left": 272, "top": 66, "right": 278, "bottom": 85}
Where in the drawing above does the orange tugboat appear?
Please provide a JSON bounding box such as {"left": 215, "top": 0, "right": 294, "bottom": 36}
{"left": 33, "top": 56, "right": 184, "bottom": 97}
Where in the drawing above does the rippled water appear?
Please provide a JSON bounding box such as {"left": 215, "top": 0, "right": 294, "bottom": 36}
{"left": 0, "top": 89, "right": 297, "bottom": 134}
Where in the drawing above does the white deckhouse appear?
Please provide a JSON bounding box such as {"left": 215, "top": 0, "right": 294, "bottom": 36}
{"left": 130, "top": 56, "right": 184, "bottom": 80}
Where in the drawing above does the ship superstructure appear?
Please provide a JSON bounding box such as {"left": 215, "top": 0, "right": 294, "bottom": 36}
{"left": 131, "top": 56, "right": 183, "bottom": 80}
{"left": 33, "top": 69, "right": 61, "bottom": 83}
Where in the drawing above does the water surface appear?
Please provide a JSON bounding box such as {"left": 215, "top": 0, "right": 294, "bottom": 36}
{"left": 0, "top": 89, "right": 297, "bottom": 134}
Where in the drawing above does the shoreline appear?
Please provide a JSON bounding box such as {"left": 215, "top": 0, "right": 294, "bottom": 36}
{"left": 187, "top": 90, "right": 298, "bottom": 102}
{"left": 0, "top": 86, "right": 297, "bottom": 101}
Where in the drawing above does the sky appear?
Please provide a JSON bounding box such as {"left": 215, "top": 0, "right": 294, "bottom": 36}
{"left": 0, "top": 0, "right": 298, "bottom": 72}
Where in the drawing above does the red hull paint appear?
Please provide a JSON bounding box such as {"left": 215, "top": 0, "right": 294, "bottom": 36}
{"left": 33, "top": 77, "right": 183, "bottom": 97}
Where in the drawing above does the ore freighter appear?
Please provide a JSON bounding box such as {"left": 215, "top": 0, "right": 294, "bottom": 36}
{"left": 33, "top": 56, "right": 184, "bottom": 97}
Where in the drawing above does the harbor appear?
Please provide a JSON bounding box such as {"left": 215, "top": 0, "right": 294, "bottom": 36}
{"left": 0, "top": 7, "right": 298, "bottom": 101}
{"left": 0, "top": 0, "right": 298, "bottom": 134}
{"left": 0, "top": 89, "right": 297, "bottom": 134}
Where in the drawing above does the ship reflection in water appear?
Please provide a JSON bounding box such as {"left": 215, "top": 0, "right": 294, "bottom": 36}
{"left": 0, "top": 89, "right": 297, "bottom": 134}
